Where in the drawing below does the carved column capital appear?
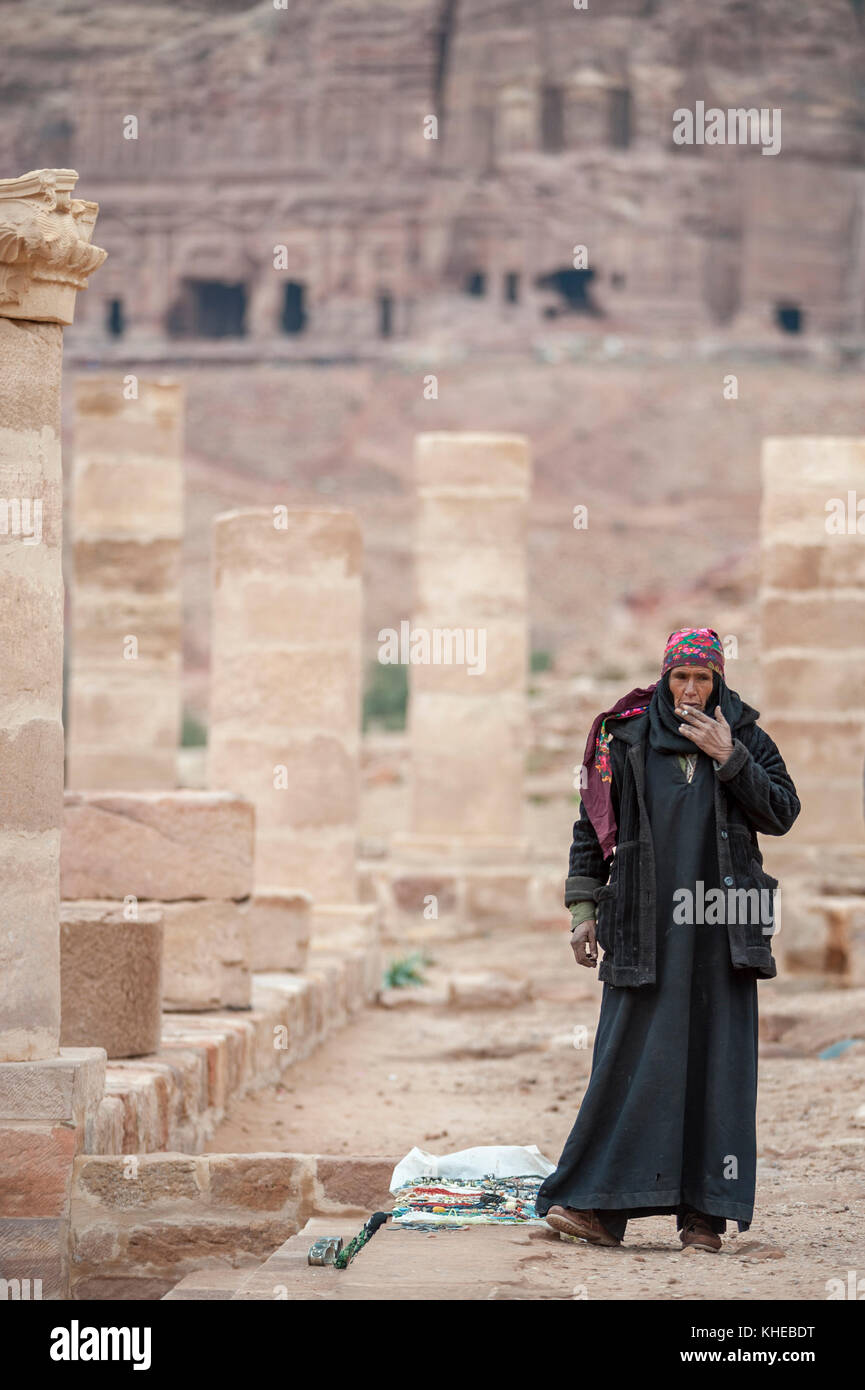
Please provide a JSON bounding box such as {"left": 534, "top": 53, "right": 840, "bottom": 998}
{"left": 0, "top": 167, "right": 107, "bottom": 325}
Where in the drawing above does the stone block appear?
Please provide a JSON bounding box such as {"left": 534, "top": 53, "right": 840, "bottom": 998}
{"left": 213, "top": 508, "right": 361, "bottom": 584}
{"left": 391, "top": 874, "right": 458, "bottom": 915}
{"left": 417, "top": 492, "right": 528, "bottom": 549}
{"left": 207, "top": 1154, "right": 316, "bottom": 1213}
{"left": 762, "top": 541, "right": 865, "bottom": 589}
{"left": 415, "top": 432, "right": 531, "bottom": 493}
{"left": 67, "top": 678, "right": 180, "bottom": 749}
{"left": 211, "top": 648, "right": 360, "bottom": 730}
{"left": 65, "top": 749, "right": 178, "bottom": 793}
{"left": 102, "top": 1073, "right": 165, "bottom": 1155}
{"left": 0, "top": 834, "right": 62, "bottom": 1062}
{"left": 407, "top": 618, "right": 527, "bottom": 693}
{"left": 410, "top": 704, "right": 525, "bottom": 836}
{"left": 74, "top": 377, "right": 184, "bottom": 463}
{"left": 0, "top": 1217, "right": 66, "bottom": 1299}
{"left": 0, "top": 573, "right": 64, "bottom": 709}
{"left": 123, "top": 1217, "right": 296, "bottom": 1270}
{"left": 315, "top": 1155, "right": 397, "bottom": 1213}
{"left": 73, "top": 536, "right": 181, "bottom": 595}
{"left": 762, "top": 654, "right": 865, "bottom": 712}
{"left": 91, "top": 1097, "right": 125, "bottom": 1156}
{"left": 415, "top": 547, "right": 527, "bottom": 615}
{"left": 61, "top": 791, "right": 255, "bottom": 901}
{"left": 213, "top": 577, "right": 361, "bottom": 647}
{"left": 60, "top": 902, "right": 163, "bottom": 1059}
{"left": 761, "top": 593, "right": 865, "bottom": 650}
{"left": 0, "top": 1124, "right": 78, "bottom": 1218}
{"left": 70, "top": 591, "right": 181, "bottom": 663}
{"left": 243, "top": 891, "right": 312, "bottom": 972}
{"left": 0, "top": 719, "right": 64, "bottom": 833}
{"left": 254, "top": 829, "right": 357, "bottom": 903}
{"left": 776, "top": 775, "right": 863, "bottom": 845}
{"left": 0, "top": 1049, "right": 105, "bottom": 1124}
{"left": 757, "top": 715, "right": 865, "bottom": 779}
{"left": 209, "top": 734, "right": 358, "bottom": 829}
{"left": 73, "top": 1154, "right": 203, "bottom": 1210}
{"left": 160, "top": 900, "right": 250, "bottom": 1011}
{"left": 73, "top": 455, "right": 183, "bottom": 539}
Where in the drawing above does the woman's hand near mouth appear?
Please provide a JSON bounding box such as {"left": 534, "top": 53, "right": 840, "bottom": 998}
{"left": 675, "top": 704, "right": 735, "bottom": 764}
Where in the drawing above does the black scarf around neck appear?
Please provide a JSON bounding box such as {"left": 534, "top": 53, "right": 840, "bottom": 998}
{"left": 647, "top": 670, "right": 744, "bottom": 756}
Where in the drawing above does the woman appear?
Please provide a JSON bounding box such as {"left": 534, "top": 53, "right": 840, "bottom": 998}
{"left": 534, "top": 627, "right": 800, "bottom": 1251}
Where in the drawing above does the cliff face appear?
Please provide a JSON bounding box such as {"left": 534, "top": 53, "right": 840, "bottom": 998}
{"left": 7, "top": 3, "right": 863, "bottom": 721}
{"left": 3, "top": 0, "right": 865, "bottom": 348}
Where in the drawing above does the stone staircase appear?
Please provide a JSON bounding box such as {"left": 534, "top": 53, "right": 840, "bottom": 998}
{"left": 162, "top": 1216, "right": 368, "bottom": 1301}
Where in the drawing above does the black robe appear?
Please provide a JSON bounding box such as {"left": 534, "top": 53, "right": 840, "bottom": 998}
{"left": 535, "top": 744, "right": 759, "bottom": 1240}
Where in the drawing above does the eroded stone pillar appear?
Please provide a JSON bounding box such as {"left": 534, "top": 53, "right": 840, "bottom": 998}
{"left": 0, "top": 168, "right": 106, "bottom": 1298}
{"left": 209, "top": 508, "right": 363, "bottom": 946}
{"left": 759, "top": 437, "right": 865, "bottom": 972}
{"left": 0, "top": 170, "right": 106, "bottom": 1061}
{"left": 67, "top": 377, "right": 183, "bottom": 789}
{"left": 390, "top": 433, "right": 532, "bottom": 936}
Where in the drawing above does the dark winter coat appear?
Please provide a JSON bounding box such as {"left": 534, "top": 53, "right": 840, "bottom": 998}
{"left": 564, "top": 706, "right": 801, "bottom": 986}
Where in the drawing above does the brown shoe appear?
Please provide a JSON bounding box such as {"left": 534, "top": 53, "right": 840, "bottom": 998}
{"left": 545, "top": 1205, "right": 621, "bottom": 1246}
{"left": 680, "top": 1210, "right": 722, "bottom": 1252}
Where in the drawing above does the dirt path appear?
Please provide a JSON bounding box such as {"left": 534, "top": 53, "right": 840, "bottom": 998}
{"left": 206, "top": 925, "right": 865, "bottom": 1300}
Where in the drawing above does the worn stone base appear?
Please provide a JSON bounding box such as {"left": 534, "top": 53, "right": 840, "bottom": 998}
{"left": 0, "top": 1049, "right": 106, "bottom": 1300}
{"left": 60, "top": 903, "right": 164, "bottom": 1058}
{"left": 244, "top": 890, "right": 312, "bottom": 972}
{"left": 160, "top": 899, "right": 251, "bottom": 1012}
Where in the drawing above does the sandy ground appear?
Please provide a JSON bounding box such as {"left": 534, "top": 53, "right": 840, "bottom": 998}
{"left": 206, "top": 925, "right": 865, "bottom": 1301}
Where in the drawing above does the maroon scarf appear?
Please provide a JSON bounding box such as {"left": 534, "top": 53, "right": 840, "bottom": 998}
{"left": 579, "top": 684, "right": 657, "bottom": 858}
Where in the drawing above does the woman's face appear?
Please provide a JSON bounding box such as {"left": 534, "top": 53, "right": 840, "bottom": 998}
{"left": 668, "top": 664, "right": 713, "bottom": 711}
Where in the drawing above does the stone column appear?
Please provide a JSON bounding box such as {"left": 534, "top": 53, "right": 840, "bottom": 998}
{"left": 390, "top": 433, "right": 532, "bottom": 936}
{"left": 759, "top": 437, "right": 865, "bottom": 973}
{"left": 67, "top": 377, "right": 183, "bottom": 790}
{"left": 0, "top": 168, "right": 106, "bottom": 1298}
{"left": 209, "top": 508, "right": 366, "bottom": 952}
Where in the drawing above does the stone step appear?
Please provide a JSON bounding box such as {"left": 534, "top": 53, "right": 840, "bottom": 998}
{"left": 230, "top": 1212, "right": 616, "bottom": 1301}
{"left": 231, "top": 1215, "right": 370, "bottom": 1300}
{"left": 162, "top": 1264, "right": 261, "bottom": 1300}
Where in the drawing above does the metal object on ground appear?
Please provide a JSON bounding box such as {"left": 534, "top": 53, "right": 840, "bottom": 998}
{"left": 307, "top": 1236, "right": 344, "bottom": 1266}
